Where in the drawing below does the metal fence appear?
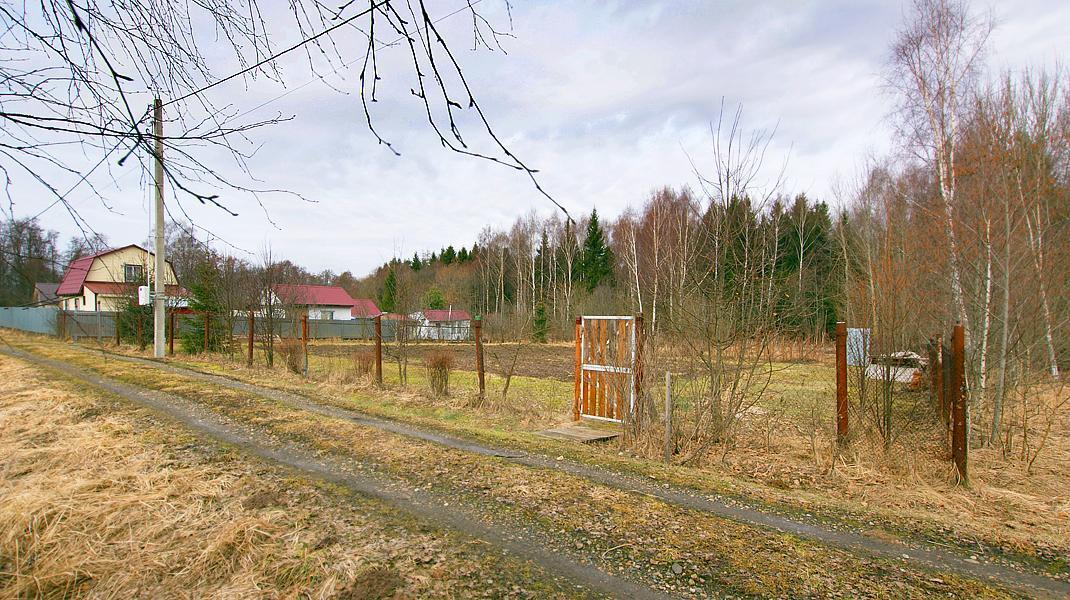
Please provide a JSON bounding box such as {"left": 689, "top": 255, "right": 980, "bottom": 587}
{"left": 0, "top": 307, "right": 403, "bottom": 342}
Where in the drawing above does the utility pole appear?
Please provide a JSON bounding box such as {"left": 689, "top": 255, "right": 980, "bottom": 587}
{"left": 153, "top": 98, "right": 166, "bottom": 358}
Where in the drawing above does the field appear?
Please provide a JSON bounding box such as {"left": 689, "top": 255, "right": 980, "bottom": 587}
{"left": 2, "top": 330, "right": 1068, "bottom": 598}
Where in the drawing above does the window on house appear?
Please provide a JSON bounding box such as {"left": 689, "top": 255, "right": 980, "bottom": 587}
{"left": 124, "top": 263, "right": 144, "bottom": 282}
{"left": 322, "top": 310, "right": 334, "bottom": 320}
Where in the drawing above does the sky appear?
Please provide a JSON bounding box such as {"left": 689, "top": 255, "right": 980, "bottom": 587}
{"left": 21, "top": 0, "right": 1070, "bottom": 277}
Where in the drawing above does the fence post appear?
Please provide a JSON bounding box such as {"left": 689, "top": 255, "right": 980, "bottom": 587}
{"left": 247, "top": 311, "right": 255, "bottom": 367}
{"left": 573, "top": 317, "right": 582, "bottom": 422}
{"left": 301, "top": 314, "right": 309, "bottom": 377}
{"left": 136, "top": 314, "right": 143, "bottom": 349}
{"left": 114, "top": 310, "right": 120, "bottom": 346}
{"left": 664, "top": 370, "right": 673, "bottom": 463}
{"left": 474, "top": 315, "right": 485, "bottom": 401}
{"left": 168, "top": 310, "right": 175, "bottom": 355}
{"left": 951, "top": 322, "right": 968, "bottom": 484}
{"left": 930, "top": 334, "right": 943, "bottom": 418}
{"left": 203, "top": 312, "right": 210, "bottom": 353}
{"left": 374, "top": 314, "right": 383, "bottom": 386}
{"left": 633, "top": 315, "right": 643, "bottom": 424}
{"left": 835, "top": 321, "right": 848, "bottom": 444}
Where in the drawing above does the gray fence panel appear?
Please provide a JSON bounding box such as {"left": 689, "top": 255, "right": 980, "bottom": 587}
{"left": 66, "top": 311, "right": 118, "bottom": 340}
{"left": 0, "top": 306, "right": 59, "bottom": 335}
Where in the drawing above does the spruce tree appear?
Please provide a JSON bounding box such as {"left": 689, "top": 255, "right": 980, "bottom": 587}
{"left": 379, "top": 269, "right": 397, "bottom": 313}
{"left": 411, "top": 252, "right": 422, "bottom": 271}
{"left": 580, "top": 208, "right": 613, "bottom": 292}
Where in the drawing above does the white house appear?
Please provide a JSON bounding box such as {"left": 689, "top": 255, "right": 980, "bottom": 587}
{"left": 271, "top": 284, "right": 379, "bottom": 320}
{"left": 407, "top": 308, "right": 472, "bottom": 341}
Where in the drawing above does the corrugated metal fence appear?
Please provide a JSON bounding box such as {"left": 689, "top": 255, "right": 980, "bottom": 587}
{"left": 0, "top": 307, "right": 408, "bottom": 341}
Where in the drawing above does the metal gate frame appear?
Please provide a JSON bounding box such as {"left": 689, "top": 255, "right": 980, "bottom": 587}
{"left": 574, "top": 315, "right": 639, "bottom": 423}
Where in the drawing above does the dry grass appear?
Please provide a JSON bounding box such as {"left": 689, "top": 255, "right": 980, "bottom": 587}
{"left": 424, "top": 350, "right": 453, "bottom": 397}
{"left": 0, "top": 352, "right": 576, "bottom": 599}
{"left": 278, "top": 338, "right": 304, "bottom": 375}
{"left": 352, "top": 350, "right": 375, "bottom": 378}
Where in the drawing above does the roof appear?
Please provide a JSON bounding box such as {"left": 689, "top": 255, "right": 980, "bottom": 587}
{"left": 34, "top": 282, "right": 60, "bottom": 302}
{"left": 272, "top": 284, "right": 356, "bottom": 307}
{"left": 422, "top": 308, "right": 472, "bottom": 322}
{"left": 350, "top": 298, "right": 381, "bottom": 318}
{"left": 84, "top": 282, "right": 188, "bottom": 297}
{"left": 56, "top": 244, "right": 165, "bottom": 296}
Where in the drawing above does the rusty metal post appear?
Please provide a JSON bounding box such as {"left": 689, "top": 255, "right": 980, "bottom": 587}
{"left": 203, "top": 312, "right": 210, "bottom": 353}
{"left": 474, "top": 315, "right": 485, "bottom": 400}
{"left": 167, "top": 310, "right": 175, "bottom": 355}
{"left": 301, "top": 314, "right": 309, "bottom": 377}
{"left": 951, "top": 322, "right": 968, "bottom": 484}
{"left": 247, "top": 311, "right": 255, "bottom": 367}
{"left": 374, "top": 314, "right": 383, "bottom": 386}
{"left": 664, "top": 370, "right": 673, "bottom": 463}
{"left": 835, "top": 321, "right": 848, "bottom": 444}
{"left": 573, "top": 317, "right": 582, "bottom": 421}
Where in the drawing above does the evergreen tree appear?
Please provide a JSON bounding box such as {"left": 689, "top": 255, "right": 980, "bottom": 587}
{"left": 423, "top": 285, "right": 445, "bottom": 310}
{"left": 457, "top": 246, "right": 469, "bottom": 263}
{"left": 411, "top": 252, "right": 422, "bottom": 271}
{"left": 580, "top": 208, "right": 613, "bottom": 292}
{"left": 532, "top": 300, "right": 548, "bottom": 342}
{"left": 379, "top": 269, "right": 397, "bottom": 313}
{"left": 429, "top": 251, "right": 437, "bottom": 263}
{"left": 442, "top": 245, "right": 456, "bottom": 264}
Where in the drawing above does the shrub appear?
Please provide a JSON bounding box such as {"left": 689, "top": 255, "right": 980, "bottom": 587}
{"left": 278, "top": 338, "right": 304, "bottom": 375}
{"left": 425, "top": 350, "right": 453, "bottom": 396}
{"left": 353, "top": 350, "right": 375, "bottom": 377}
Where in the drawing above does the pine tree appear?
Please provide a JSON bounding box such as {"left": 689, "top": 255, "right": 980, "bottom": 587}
{"left": 423, "top": 285, "right": 445, "bottom": 310}
{"left": 457, "top": 246, "right": 469, "bottom": 263}
{"left": 580, "top": 208, "right": 613, "bottom": 292}
{"left": 442, "top": 245, "right": 456, "bottom": 265}
{"left": 532, "top": 300, "right": 548, "bottom": 342}
{"left": 379, "top": 269, "right": 397, "bottom": 313}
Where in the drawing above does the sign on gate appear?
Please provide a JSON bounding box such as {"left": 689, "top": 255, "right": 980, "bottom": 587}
{"left": 574, "top": 315, "right": 641, "bottom": 423}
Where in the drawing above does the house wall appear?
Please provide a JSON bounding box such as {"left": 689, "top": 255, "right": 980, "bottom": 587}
{"left": 85, "top": 246, "right": 177, "bottom": 286}
{"left": 307, "top": 305, "right": 355, "bottom": 320}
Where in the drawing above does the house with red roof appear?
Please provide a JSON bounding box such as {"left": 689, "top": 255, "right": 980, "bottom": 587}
{"left": 56, "top": 244, "right": 185, "bottom": 311}
{"left": 407, "top": 307, "right": 472, "bottom": 341}
{"left": 271, "top": 284, "right": 379, "bottom": 321}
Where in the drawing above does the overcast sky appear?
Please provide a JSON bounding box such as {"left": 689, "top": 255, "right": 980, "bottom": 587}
{"left": 22, "top": 0, "right": 1070, "bottom": 276}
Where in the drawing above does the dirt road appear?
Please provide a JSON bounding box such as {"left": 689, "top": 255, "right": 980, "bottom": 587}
{"left": 5, "top": 340, "right": 1067, "bottom": 598}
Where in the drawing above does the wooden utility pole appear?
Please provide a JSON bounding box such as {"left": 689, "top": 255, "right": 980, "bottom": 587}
{"left": 152, "top": 98, "right": 166, "bottom": 358}
{"left": 247, "top": 311, "right": 255, "bottom": 368}
{"left": 474, "top": 315, "right": 485, "bottom": 400}
{"left": 835, "top": 321, "right": 848, "bottom": 444}
{"left": 374, "top": 314, "right": 383, "bottom": 386}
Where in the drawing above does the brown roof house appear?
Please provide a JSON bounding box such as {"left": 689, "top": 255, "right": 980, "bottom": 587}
{"left": 57, "top": 245, "right": 184, "bottom": 311}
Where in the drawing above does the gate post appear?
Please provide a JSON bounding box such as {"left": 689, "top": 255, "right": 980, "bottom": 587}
{"left": 951, "top": 322, "right": 968, "bottom": 484}
{"left": 633, "top": 315, "right": 643, "bottom": 422}
{"left": 374, "top": 314, "right": 383, "bottom": 386}
{"left": 474, "top": 316, "right": 485, "bottom": 401}
{"left": 835, "top": 321, "right": 848, "bottom": 444}
{"left": 573, "top": 317, "right": 581, "bottom": 421}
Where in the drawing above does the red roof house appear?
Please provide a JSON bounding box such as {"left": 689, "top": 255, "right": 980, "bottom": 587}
{"left": 271, "top": 284, "right": 379, "bottom": 321}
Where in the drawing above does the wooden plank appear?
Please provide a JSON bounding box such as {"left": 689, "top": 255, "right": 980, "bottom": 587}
{"left": 536, "top": 423, "right": 621, "bottom": 443}
{"left": 598, "top": 319, "right": 607, "bottom": 418}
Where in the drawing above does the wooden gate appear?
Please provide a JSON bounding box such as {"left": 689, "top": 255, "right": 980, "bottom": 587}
{"left": 573, "top": 316, "right": 641, "bottom": 422}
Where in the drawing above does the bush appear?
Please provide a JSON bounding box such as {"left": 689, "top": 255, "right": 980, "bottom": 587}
{"left": 116, "top": 299, "right": 153, "bottom": 349}
{"left": 353, "top": 350, "right": 375, "bottom": 377}
{"left": 278, "top": 338, "right": 304, "bottom": 375}
{"left": 425, "top": 350, "right": 453, "bottom": 396}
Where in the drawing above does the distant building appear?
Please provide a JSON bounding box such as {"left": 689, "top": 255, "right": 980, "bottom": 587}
{"left": 408, "top": 307, "right": 472, "bottom": 341}
{"left": 271, "top": 284, "right": 379, "bottom": 321}
{"left": 32, "top": 282, "right": 60, "bottom": 306}
{"left": 56, "top": 245, "right": 184, "bottom": 311}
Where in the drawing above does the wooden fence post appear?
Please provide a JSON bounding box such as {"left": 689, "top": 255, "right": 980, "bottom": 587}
{"left": 136, "top": 314, "right": 143, "bottom": 349}
{"left": 836, "top": 321, "right": 848, "bottom": 444}
{"left": 203, "top": 312, "right": 210, "bottom": 354}
{"left": 573, "top": 317, "right": 581, "bottom": 422}
{"left": 374, "top": 314, "right": 383, "bottom": 386}
{"left": 113, "top": 310, "right": 120, "bottom": 346}
{"left": 247, "top": 311, "right": 255, "bottom": 368}
{"left": 951, "top": 322, "right": 968, "bottom": 484}
{"left": 633, "top": 314, "right": 643, "bottom": 424}
{"left": 474, "top": 315, "right": 485, "bottom": 400}
{"left": 664, "top": 370, "right": 673, "bottom": 463}
{"left": 168, "top": 310, "right": 175, "bottom": 355}
{"left": 301, "top": 314, "right": 309, "bottom": 377}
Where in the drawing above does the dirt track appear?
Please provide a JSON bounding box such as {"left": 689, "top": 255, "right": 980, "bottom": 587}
{"left": 7, "top": 342, "right": 1070, "bottom": 599}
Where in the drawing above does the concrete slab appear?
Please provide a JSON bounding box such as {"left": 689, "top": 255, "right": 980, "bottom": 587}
{"left": 536, "top": 422, "right": 621, "bottom": 443}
